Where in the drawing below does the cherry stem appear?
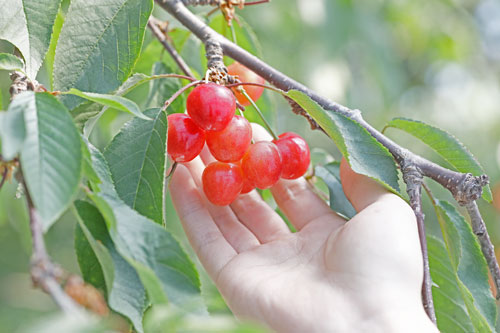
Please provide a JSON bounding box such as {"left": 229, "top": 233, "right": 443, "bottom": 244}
{"left": 240, "top": 88, "right": 278, "bottom": 140}
{"left": 163, "top": 80, "right": 204, "bottom": 111}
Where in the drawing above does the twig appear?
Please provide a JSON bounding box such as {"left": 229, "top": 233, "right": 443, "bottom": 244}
{"left": 403, "top": 164, "right": 436, "bottom": 324}
{"left": 465, "top": 201, "right": 500, "bottom": 299}
{"left": 23, "top": 173, "right": 82, "bottom": 314}
{"left": 148, "top": 17, "right": 196, "bottom": 78}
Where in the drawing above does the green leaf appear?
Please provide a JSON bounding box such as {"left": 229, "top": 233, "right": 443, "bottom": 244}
{"left": 315, "top": 162, "right": 356, "bottom": 219}
{"left": 146, "top": 62, "right": 184, "bottom": 111}
{"left": 65, "top": 88, "right": 150, "bottom": 120}
{"left": 72, "top": 101, "right": 103, "bottom": 131}
{"left": 207, "top": 14, "right": 262, "bottom": 62}
{"left": 85, "top": 143, "right": 205, "bottom": 313}
{"left": 74, "top": 200, "right": 148, "bottom": 333}
{"left": 285, "top": 90, "right": 400, "bottom": 193}
{"left": 53, "top": 0, "right": 153, "bottom": 109}
{"left": 431, "top": 200, "right": 497, "bottom": 332}
{"left": 428, "top": 236, "right": 475, "bottom": 332}
{"left": 104, "top": 108, "right": 167, "bottom": 224}
{"left": 18, "top": 92, "right": 82, "bottom": 230}
{"left": 386, "top": 117, "right": 492, "bottom": 202}
{"left": 0, "top": 53, "right": 24, "bottom": 71}
{"left": 0, "top": 94, "right": 28, "bottom": 160}
{"left": 0, "top": 0, "right": 62, "bottom": 78}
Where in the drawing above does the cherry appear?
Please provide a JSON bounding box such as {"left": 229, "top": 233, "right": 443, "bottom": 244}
{"left": 202, "top": 162, "right": 243, "bottom": 206}
{"left": 186, "top": 83, "right": 236, "bottom": 131}
{"left": 227, "top": 62, "right": 265, "bottom": 106}
{"left": 241, "top": 176, "right": 255, "bottom": 194}
{"left": 167, "top": 113, "right": 205, "bottom": 162}
{"left": 241, "top": 141, "right": 282, "bottom": 189}
{"left": 273, "top": 132, "right": 310, "bottom": 179}
{"left": 206, "top": 115, "right": 252, "bottom": 162}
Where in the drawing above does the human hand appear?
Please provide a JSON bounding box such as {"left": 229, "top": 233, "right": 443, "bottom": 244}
{"left": 169, "top": 124, "right": 438, "bottom": 333}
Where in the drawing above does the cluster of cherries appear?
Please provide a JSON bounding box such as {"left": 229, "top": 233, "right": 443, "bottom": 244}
{"left": 167, "top": 63, "right": 310, "bottom": 206}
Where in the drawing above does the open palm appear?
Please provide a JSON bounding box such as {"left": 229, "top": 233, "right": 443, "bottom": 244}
{"left": 169, "top": 125, "right": 436, "bottom": 332}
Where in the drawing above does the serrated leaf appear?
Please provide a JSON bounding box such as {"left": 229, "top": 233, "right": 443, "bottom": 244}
{"left": 65, "top": 88, "right": 150, "bottom": 120}
{"left": 104, "top": 108, "right": 167, "bottom": 224}
{"left": 85, "top": 143, "right": 205, "bottom": 313}
{"left": 0, "top": 0, "right": 62, "bottom": 78}
{"left": 0, "top": 53, "right": 24, "bottom": 72}
{"left": 428, "top": 236, "right": 475, "bottom": 332}
{"left": 18, "top": 92, "right": 81, "bottom": 230}
{"left": 285, "top": 90, "right": 400, "bottom": 193}
{"left": 146, "top": 62, "right": 184, "bottom": 111}
{"left": 74, "top": 200, "right": 148, "bottom": 333}
{"left": 0, "top": 95, "right": 28, "bottom": 160}
{"left": 315, "top": 162, "right": 356, "bottom": 219}
{"left": 431, "top": 200, "right": 497, "bottom": 331}
{"left": 53, "top": 0, "right": 153, "bottom": 109}
{"left": 386, "top": 117, "right": 492, "bottom": 202}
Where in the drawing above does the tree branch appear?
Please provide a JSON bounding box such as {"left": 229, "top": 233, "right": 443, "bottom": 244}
{"left": 148, "top": 17, "right": 196, "bottom": 78}
{"left": 403, "top": 164, "right": 436, "bottom": 324}
{"left": 23, "top": 171, "right": 82, "bottom": 314}
{"left": 466, "top": 201, "right": 500, "bottom": 299}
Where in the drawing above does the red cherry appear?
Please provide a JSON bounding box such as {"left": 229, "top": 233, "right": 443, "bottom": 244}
{"left": 227, "top": 62, "right": 265, "bottom": 106}
{"left": 240, "top": 177, "right": 255, "bottom": 194}
{"left": 206, "top": 115, "right": 252, "bottom": 162}
{"left": 241, "top": 141, "right": 282, "bottom": 189}
{"left": 202, "top": 162, "right": 243, "bottom": 206}
{"left": 186, "top": 83, "right": 236, "bottom": 131}
{"left": 273, "top": 132, "right": 310, "bottom": 179}
{"left": 235, "top": 160, "right": 255, "bottom": 194}
{"left": 167, "top": 114, "right": 205, "bottom": 162}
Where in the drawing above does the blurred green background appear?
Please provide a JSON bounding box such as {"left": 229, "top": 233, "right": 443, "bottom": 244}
{"left": 1, "top": 0, "right": 500, "bottom": 331}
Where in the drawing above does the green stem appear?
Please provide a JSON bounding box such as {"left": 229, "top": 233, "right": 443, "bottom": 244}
{"left": 240, "top": 88, "right": 278, "bottom": 140}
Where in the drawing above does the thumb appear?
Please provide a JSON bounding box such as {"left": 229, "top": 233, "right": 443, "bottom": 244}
{"left": 339, "top": 157, "right": 391, "bottom": 212}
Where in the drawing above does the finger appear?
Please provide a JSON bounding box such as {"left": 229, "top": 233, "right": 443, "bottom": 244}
{"left": 251, "top": 124, "right": 345, "bottom": 231}
{"left": 230, "top": 191, "right": 291, "bottom": 243}
{"left": 184, "top": 157, "right": 260, "bottom": 252}
{"left": 200, "top": 141, "right": 290, "bottom": 243}
{"left": 339, "top": 158, "right": 392, "bottom": 212}
{"left": 169, "top": 164, "right": 236, "bottom": 280}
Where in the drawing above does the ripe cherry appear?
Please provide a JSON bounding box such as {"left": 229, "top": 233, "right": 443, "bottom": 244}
{"left": 186, "top": 83, "right": 236, "bottom": 131}
{"left": 240, "top": 176, "right": 255, "bottom": 194}
{"left": 273, "top": 132, "right": 310, "bottom": 179}
{"left": 227, "top": 62, "right": 265, "bottom": 106}
{"left": 202, "top": 162, "right": 243, "bottom": 206}
{"left": 206, "top": 115, "right": 252, "bottom": 162}
{"left": 167, "top": 113, "right": 205, "bottom": 162}
{"left": 241, "top": 141, "right": 282, "bottom": 189}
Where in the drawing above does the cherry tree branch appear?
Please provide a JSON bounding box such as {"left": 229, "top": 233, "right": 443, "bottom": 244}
{"left": 466, "top": 201, "right": 500, "bottom": 299}
{"left": 155, "top": 0, "right": 497, "bottom": 321}
{"left": 148, "top": 17, "right": 196, "bottom": 78}
{"left": 9, "top": 72, "right": 83, "bottom": 314}
{"left": 403, "top": 164, "right": 436, "bottom": 323}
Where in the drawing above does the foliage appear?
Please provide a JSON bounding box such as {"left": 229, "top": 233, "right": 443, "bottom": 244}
{"left": 0, "top": 0, "right": 499, "bottom": 332}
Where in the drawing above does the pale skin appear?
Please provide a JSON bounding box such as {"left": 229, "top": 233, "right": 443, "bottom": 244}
{"left": 169, "top": 124, "right": 439, "bottom": 333}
